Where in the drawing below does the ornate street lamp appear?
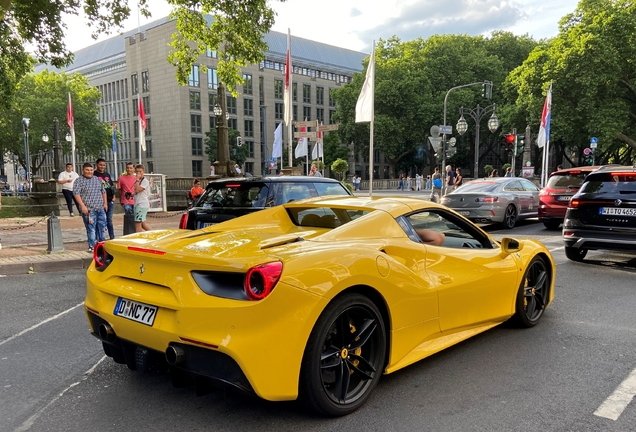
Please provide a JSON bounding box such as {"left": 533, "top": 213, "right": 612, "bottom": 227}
{"left": 41, "top": 117, "right": 64, "bottom": 179}
{"left": 22, "top": 118, "right": 30, "bottom": 192}
{"left": 456, "top": 104, "right": 499, "bottom": 178}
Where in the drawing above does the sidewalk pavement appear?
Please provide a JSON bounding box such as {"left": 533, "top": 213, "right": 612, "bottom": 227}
{"left": 0, "top": 212, "right": 184, "bottom": 276}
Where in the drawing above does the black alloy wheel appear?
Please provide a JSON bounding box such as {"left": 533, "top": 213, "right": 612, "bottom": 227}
{"left": 564, "top": 246, "right": 587, "bottom": 262}
{"left": 513, "top": 257, "right": 549, "bottom": 328}
{"left": 503, "top": 204, "right": 517, "bottom": 229}
{"left": 300, "top": 294, "right": 386, "bottom": 416}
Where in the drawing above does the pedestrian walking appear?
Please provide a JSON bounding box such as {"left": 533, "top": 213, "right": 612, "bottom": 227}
{"left": 504, "top": 167, "right": 512, "bottom": 177}
{"left": 57, "top": 163, "right": 80, "bottom": 216}
{"left": 94, "top": 158, "right": 116, "bottom": 239}
{"left": 490, "top": 169, "right": 499, "bottom": 178}
{"left": 415, "top": 174, "right": 421, "bottom": 191}
{"left": 430, "top": 167, "right": 442, "bottom": 202}
{"left": 397, "top": 175, "right": 404, "bottom": 191}
{"left": 190, "top": 179, "right": 205, "bottom": 200}
{"left": 308, "top": 164, "right": 322, "bottom": 177}
{"left": 455, "top": 168, "right": 463, "bottom": 188}
{"left": 425, "top": 175, "right": 431, "bottom": 190}
{"left": 444, "top": 165, "right": 455, "bottom": 195}
{"left": 73, "top": 162, "right": 107, "bottom": 252}
{"left": 134, "top": 164, "right": 152, "bottom": 232}
{"left": 117, "top": 162, "right": 136, "bottom": 214}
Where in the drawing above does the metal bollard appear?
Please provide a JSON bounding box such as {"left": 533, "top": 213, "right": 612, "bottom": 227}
{"left": 123, "top": 213, "right": 136, "bottom": 236}
{"left": 47, "top": 213, "right": 66, "bottom": 254}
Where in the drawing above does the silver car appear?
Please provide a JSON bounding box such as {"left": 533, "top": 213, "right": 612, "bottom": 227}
{"left": 441, "top": 177, "right": 540, "bottom": 228}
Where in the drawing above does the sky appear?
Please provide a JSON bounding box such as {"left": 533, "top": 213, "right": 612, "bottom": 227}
{"left": 63, "top": 0, "right": 581, "bottom": 54}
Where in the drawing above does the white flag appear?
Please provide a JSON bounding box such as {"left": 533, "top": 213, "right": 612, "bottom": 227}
{"left": 312, "top": 142, "right": 323, "bottom": 159}
{"left": 272, "top": 123, "right": 283, "bottom": 158}
{"left": 295, "top": 137, "right": 308, "bottom": 158}
{"left": 139, "top": 98, "right": 147, "bottom": 151}
{"left": 355, "top": 43, "right": 375, "bottom": 123}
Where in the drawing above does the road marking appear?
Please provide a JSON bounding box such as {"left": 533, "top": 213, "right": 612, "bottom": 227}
{"left": 549, "top": 247, "right": 562, "bottom": 253}
{"left": 594, "top": 367, "right": 636, "bottom": 421}
{"left": 14, "top": 355, "right": 106, "bottom": 432}
{"left": 0, "top": 302, "right": 83, "bottom": 347}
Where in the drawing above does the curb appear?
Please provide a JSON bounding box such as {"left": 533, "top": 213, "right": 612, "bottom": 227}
{"left": 0, "top": 253, "right": 93, "bottom": 276}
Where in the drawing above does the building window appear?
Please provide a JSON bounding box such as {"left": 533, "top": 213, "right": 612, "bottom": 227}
{"left": 244, "top": 120, "right": 254, "bottom": 137}
{"left": 133, "top": 120, "right": 139, "bottom": 138}
{"left": 226, "top": 96, "right": 237, "bottom": 114}
{"left": 303, "top": 84, "right": 311, "bottom": 104}
{"left": 316, "top": 108, "right": 324, "bottom": 124}
{"left": 206, "top": 48, "right": 217, "bottom": 58}
{"left": 132, "top": 98, "right": 138, "bottom": 117}
{"left": 142, "top": 96, "right": 150, "bottom": 114}
{"left": 329, "top": 109, "right": 336, "bottom": 123}
{"left": 189, "top": 91, "right": 201, "bottom": 110}
{"left": 189, "top": 65, "right": 200, "bottom": 87}
{"left": 207, "top": 68, "right": 217, "bottom": 89}
{"left": 245, "top": 162, "right": 254, "bottom": 174}
{"left": 145, "top": 139, "right": 153, "bottom": 158}
{"left": 192, "top": 160, "right": 202, "bottom": 177}
{"left": 146, "top": 118, "right": 152, "bottom": 136}
{"left": 244, "top": 98, "right": 253, "bottom": 116}
{"left": 303, "top": 106, "right": 311, "bottom": 120}
{"left": 243, "top": 73, "right": 253, "bottom": 95}
{"left": 274, "top": 79, "right": 283, "bottom": 99}
{"left": 293, "top": 104, "right": 298, "bottom": 122}
{"left": 274, "top": 102, "right": 284, "bottom": 120}
{"left": 209, "top": 115, "right": 217, "bottom": 130}
{"left": 329, "top": 88, "right": 336, "bottom": 107}
{"left": 228, "top": 118, "right": 238, "bottom": 130}
{"left": 141, "top": 70, "right": 149, "bottom": 93}
{"left": 191, "top": 136, "right": 203, "bottom": 155}
{"left": 259, "top": 76, "right": 264, "bottom": 103}
{"left": 131, "top": 73, "right": 138, "bottom": 95}
{"left": 191, "top": 114, "right": 202, "bottom": 133}
{"left": 316, "top": 86, "right": 324, "bottom": 105}
{"left": 293, "top": 82, "right": 297, "bottom": 102}
{"left": 246, "top": 140, "right": 254, "bottom": 158}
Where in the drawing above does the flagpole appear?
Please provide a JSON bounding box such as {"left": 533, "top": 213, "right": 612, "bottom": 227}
{"left": 285, "top": 29, "right": 293, "bottom": 170}
{"left": 368, "top": 41, "right": 375, "bottom": 197}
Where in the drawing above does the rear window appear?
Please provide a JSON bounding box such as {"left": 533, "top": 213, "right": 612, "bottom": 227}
{"left": 199, "top": 183, "right": 269, "bottom": 208}
{"left": 271, "top": 181, "right": 349, "bottom": 206}
{"left": 580, "top": 172, "right": 636, "bottom": 194}
{"left": 288, "top": 207, "right": 373, "bottom": 228}
{"left": 455, "top": 181, "right": 499, "bottom": 193}
{"left": 546, "top": 172, "right": 587, "bottom": 189}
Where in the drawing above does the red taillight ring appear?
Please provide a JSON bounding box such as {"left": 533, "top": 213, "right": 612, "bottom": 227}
{"left": 244, "top": 262, "right": 283, "bottom": 301}
{"left": 93, "top": 242, "right": 107, "bottom": 268}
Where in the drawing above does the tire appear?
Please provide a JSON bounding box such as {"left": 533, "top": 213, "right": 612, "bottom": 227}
{"left": 564, "top": 246, "right": 587, "bottom": 262}
{"left": 513, "top": 257, "right": 550, "bottom": 328}
{"left": 299, "top": 293, "right": 386, "bottom": 416}
{"left": 542, "top": 220, "right": 561, "bottom": 230}
{"left": 502, "top": 204, "right": 517, "bottom": 229}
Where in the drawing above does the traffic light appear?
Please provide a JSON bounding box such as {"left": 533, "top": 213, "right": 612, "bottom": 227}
{"left": 516, "top": 134, "right": 525, "bottom": 154}
{"left": 237, "top": 136, "right": 243, "bottom": 146}
{"left": 482, "top": 81, "right": 492, "bottom": 99}
{"left": 505, "top": 134, "right": 515, "bottom": 150}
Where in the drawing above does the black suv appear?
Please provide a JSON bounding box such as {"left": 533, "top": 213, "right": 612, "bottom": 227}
{"left": 563, "top": 166, "right": 636, "bottom": 261}
{"left": 179, "top": 176, "right": 352, "bottom": 230}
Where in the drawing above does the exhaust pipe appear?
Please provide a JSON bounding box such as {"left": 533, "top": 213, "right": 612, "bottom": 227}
{"left": 98, "top": 323, "right": 116, "bottom": 343}
{"left": 166, "top": 346, "right": 185, "bottom": 366}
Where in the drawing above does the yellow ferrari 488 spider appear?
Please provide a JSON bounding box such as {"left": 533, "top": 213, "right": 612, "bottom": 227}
{"left": 84, "top": 196, "right": 555, "bottom": 416}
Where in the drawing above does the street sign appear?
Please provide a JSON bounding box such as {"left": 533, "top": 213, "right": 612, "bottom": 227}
{"left": 429, "top": 125, "right": 440, "bottom": 137}
{"left": 590, "top": 137, "right": 598, "bottom": 143}
{"left": 294, "top": 131, "right": 317, "bottom": 138}
{"left": 440, "top": 125, "right": 453, "bottom": 134}
{"left": 318, "top": 124, "right": 339, "bottom": 132}
{"left": 428, "top": 136, "right": 443, "bottom": 150}
{"left": 583, "top": 148, "right": 591, "bottom": 155}
{"left": 590, "top": 142, "right": 597, "bottom": 149}
{"left": 295, "top": 120, "right": 318, "bottom": 128}
{"left": 269, "top": 157, "right": 276, "bottom": 162}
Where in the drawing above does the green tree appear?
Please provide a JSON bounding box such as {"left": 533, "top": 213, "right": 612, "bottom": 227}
{"left": 322, "top": 132, "right": 350, "bottom": 169}
{"left": 506, "top": 0, "right": 636, "bottom": 165}
{"left": 205, "top": 128, "right": 249, "bottom": 167}
{"left": 0, "top": 0, "right": 284, "bottom": 106}
{"left": 331, "top": 158, "right": 348, "bottom": 181}
{"left": 0, "top": 70, "right": 110, "bottom": 176}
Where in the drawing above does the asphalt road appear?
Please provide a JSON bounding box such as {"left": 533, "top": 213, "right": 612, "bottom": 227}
{"left": 1, "top": 221, "right": 636, "bottom": 432}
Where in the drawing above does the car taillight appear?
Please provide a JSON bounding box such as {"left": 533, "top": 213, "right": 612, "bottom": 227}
{"left": 93, "top": 242, "right": 112, "bottom": 271}
{"left": 569, "top": 199, "right": 580, "bottom": 208}
{"left": 179, "top": 213, "right": 188, "bottom": 229}
{"left": 540, "top": 189, "right": 548, "bottom": 196}
{"left": 481, "top": 197, "right": 498, "bottom": 203}
{"left": 244, "top": 262, "right": 283, "bottom": 301}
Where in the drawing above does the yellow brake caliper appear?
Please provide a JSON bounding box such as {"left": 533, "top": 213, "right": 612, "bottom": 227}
{"left": 349, "top": 323, "right": 362, "bottom": 373}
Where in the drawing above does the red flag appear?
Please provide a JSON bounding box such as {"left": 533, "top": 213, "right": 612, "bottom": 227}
{"left": 139, "top": 98, "right": 147, "bottom": 151}
{"left": 284, "top": 29, "right": 292, "bottom": 127}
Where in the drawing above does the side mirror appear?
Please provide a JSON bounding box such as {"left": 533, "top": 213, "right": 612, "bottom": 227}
{"left": 501, "top": 237, "right": 524, "bottom": 254}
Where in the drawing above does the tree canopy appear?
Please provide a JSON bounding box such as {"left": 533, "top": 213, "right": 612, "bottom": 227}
{"left": 205, "top": 128, "right": 249, "bottom": 168}
{"left": 0, "top": 70, "right": 110, "bottom": 175}
{"left": 0, "top": 0, "right": 284, "bottom": 106}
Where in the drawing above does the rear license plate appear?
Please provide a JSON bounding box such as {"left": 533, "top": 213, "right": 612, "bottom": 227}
{"left": 114, "top": 298, "right": 157, "bottom": 326}
{"left": 557, "top": 196, "right": 572, "bottom": 201}
{"left": 198, "top": 222, "right": 214, "bottom": 229}
{"left": 459, "top": 211, "right": 470, "bottom": 216}
{"left": 600, "top": 207, "right": 636, "bottom": 216}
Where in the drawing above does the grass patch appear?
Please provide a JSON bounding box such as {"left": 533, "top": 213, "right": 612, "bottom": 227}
{"left": 1, "top": 197, "right": 47, "bottom": 218}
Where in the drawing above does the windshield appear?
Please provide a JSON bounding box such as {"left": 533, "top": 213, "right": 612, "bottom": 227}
{"left": 546, "top": 172, "right": 587, "bottom": 189}
{"left": 198, "top": 183, "right": 268, "bottom": 208}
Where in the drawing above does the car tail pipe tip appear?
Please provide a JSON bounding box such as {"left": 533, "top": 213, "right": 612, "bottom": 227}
{"left": 166, "top": 346, "right": 185, "bottom": 366}
{"left": 98, "top": 323, "right": 116, "bottom": 343}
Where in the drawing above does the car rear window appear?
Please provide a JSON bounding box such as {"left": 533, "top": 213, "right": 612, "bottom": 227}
{"left": 580, "top": 172, "right": 636, "bottom": 194}
{"left": 271, "top": 181, "right": 349, "bottom": 205}
{"left": 546, "top": 172, "right": 587, "bottom": 189}
{"left": 288, "top": 207, "right": 373, "bottom": 228}
{"left": 455, "top": 181, "right": 499, "bottom": 193}
{"left": 199, "top": 183, "right": 269, "bottom": 208}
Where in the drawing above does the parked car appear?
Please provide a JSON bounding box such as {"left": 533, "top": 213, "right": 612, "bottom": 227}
{"left": 539, "top": 166, "right": 615, "bottom": 229}
{"left": 179, "top": 176, "right": 352, "bottom": 230}
{"left": 85, "top": 196, "right": 555, "bottom": 416}
{"left": 563, "top": 165, "right": 636, "bottom": 261}
{"left": 441, "top": 177, "right": 540, "bottom": 228}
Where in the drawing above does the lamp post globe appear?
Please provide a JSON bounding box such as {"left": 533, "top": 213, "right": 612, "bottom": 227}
{"left": 456, "top": 115, "right": 468, "bottom": 136}
{"left": 487, "top": 113, "right": 500, "bottom": 133}
{"left": 65, "top": 132, "right": 72, "bottom": 142}
{"left": 42, "top": 133, "right": 49, "bottom": 143}
{"left": 213, "top": 103, "right": 222, "bottom": 116}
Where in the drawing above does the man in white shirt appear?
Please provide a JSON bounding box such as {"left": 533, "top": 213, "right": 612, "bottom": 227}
{"left": 133, "top": 164, "right": 152, "bottom": 232}
{"left": 58, "top": 163, "right": 80, "bottom": 216}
